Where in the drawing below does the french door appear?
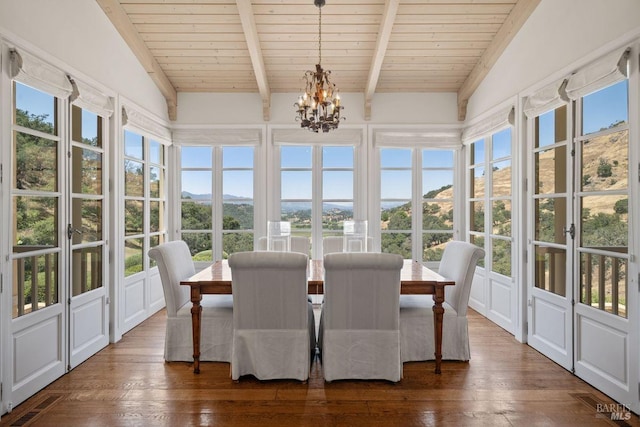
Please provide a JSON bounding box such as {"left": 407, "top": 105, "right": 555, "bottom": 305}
{"left": 7, "top": 82, "right": 109, "bottom": 408}
{"left": 528, "top": 77, "right": 637, "bottom": 410}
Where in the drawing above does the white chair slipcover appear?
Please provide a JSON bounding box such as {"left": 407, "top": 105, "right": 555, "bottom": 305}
{"left": 148, "top": 241, "right": 233, "bottom": 362}
{"left": 322, "top": 236, "right": 373, "bottom": 255}
{"left": 256, "top": 235, "right": 310, "bottom": 255}
{"left": 400, "top": 241, "right": 485, "bottom": 362}
{"left": 319, "top": 252, "right": 404, "bottom": 382}
{"left": 228, "top": 251, "right": 316, "bottom": 381}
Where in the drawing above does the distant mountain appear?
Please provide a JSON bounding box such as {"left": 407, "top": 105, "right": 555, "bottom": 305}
{"left": 182, "top": 192, "right": 250, "bottom": 201}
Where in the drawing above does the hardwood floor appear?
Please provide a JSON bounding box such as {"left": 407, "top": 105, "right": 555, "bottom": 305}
{"left": 2, "top": 310, "right": 637, "bottom": 426}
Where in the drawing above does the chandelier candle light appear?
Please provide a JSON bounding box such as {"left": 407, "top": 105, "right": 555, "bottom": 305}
{"left": 295, "top": 0, "right": 344, "bottom": 133}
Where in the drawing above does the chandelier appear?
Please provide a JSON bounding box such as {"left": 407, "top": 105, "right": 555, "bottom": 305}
{"left": 294, "top": 0, "right": 344, "bottom": 133}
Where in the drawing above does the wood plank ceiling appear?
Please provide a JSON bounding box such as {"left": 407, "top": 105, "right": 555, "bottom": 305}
{"left": 96, "top": 0, "right": 540, "bottom": 121}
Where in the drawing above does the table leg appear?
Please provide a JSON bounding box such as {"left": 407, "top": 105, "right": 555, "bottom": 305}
{"left": 190, "top": 289, "right": 202, "bottom": 374}
{"left": 432, "top": 288, "right": 445, "bottom": 374}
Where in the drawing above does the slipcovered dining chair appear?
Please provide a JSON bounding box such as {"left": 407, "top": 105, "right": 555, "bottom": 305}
{"left": 400, "top": 241, "right": 485, "bottom": 362}
{"left": 148, "top": 240, "right": 233, "bottom": 362}
{"left": 322, "top": 235, "right": 373, "bottom": 255}
{"left": 228, "top": 251, "right": 316, "bottom": 381}
{"left": 319, "top": 252, "right": 404, "bottom": 382}
{"left": 257, "top": 235, "right": 310, "bottom": 255}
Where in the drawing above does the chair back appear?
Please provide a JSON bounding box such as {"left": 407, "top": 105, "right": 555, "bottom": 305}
{"left": 256, "top": 235, "right": 309, "bottom": 255}
{"left": 322, "top": 236, "right": 373, "bottom": 255}
{"left": 148, "top": 241, "right": 194, "bottom": 317}
{"left": 229, "top": 251, "right": 309, "bottom": 330}
{"left": 439, "top": 241, "right": 485, "bottom": 316}
{"left": 323, "top": 252, "right": 403, "bottom": 330}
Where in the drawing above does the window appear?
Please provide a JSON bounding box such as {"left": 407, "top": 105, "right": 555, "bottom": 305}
{"left": 279, "top": 145, "right": 356, "bottom": 255}
{"left": 123, "top": 131, "right": 167, "bottom": 276}
{"left": 467, "top": 126, "right": 513, "bottom": 276}
{"left": 379, "top": 147, "right": 456, "bottom": 261}
{"left": 180, "top": 145, "right": 255, "bottom": 260}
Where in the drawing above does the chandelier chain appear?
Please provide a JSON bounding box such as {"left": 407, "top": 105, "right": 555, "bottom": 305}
{"left": 318, "top": 6, "right": 322, "bottom": 64}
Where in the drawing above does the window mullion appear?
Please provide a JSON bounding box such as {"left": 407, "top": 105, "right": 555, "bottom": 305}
{"left": 213, "top": 146, "right": 223, "bottom": 261}
{"left": 312, "top": 145, "right": 323, "bottom": 260}
{"left": 413, "top": 148, "right": 422, "bottom": 262}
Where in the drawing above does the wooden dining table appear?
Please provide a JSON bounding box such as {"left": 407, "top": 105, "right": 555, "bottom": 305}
{"left": 181, "top": 259, "right": 455, "bottom": 374}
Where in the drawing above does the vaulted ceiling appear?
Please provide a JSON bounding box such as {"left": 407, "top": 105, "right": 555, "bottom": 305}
{"left": 96, "top": 0, "right": 540, "bottom": 121}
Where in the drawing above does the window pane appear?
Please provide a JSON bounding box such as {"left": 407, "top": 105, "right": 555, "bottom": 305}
{"left": 124, "top": 160, "right": 144, "bottom": 197}
{"left": 423, "top": 170, "right": 453, "bottom": 197}
{"left": 125, "top": 200, "right": 144, "bottom": 235}
{"left": 182, "top": 171, "right": 211, "bottom": 198}
{"left": 323, "top": 202, "right": 353, "bottom": 231}
{"left": 281, "top": 171, "right": 312, "bottom": 199}
{"left": 72, "top": 146, "right": 102, "bottom": 195}
{"left": 223, "top": 170, "right": 253, "bottom": 199}
{"left": 580, "top": 130, "right": 627, "bottom": 192}
{"left": 281, "top": 146, "right": 311, "bottom": 168}
{"left": 150, "top": 201, "right": 161, "bottom": 232}
{"left": 72, "top": 199, "right": 102, "bottom": 244}
{"left": 323, "top": 146, "right": 353, "bottom": 168}
{"left": 423, "top": 201, "right": 453, "bottom": 230}
{"left": 492, "top": 128, "right": 511, "bottom": 159}
{"left": 535, "top": 197, "right": 567, "bottom": 244}
{"left": 471, "top": 140, "right": 484, "bottom": 164}
{"left": 181, "top": 201, "right": 212, "bottom": 230}
{"left": 492, "top": 200, "right": 511, "bottom": 236}
{"left": 580, "top": 252, "right": 627, "bottom": 318}
{"left": 124, "top": 238, "right": 143, "bottom": 277}
{"left": 72, "top": 106, "right": 101, "bottom": 147}
{"left": 470, "top": 166, "right": 484, "bottom": 198}
{"left": 15, "top": 83, "right": 56, "bottom": 134}
{"left": 323, "top": 171, "right": 353, "bottom": 199}
{"left": 469, "top": 235, "right": 485, "bottom": 267}
{"left": 150, "top": 140, "right": 163, "bottom": 164}
{"left": 183, "top": 233, "right": 212, "bottom": 261}
{"left": 582, "top": 80, "right": 628, "bottom": 135}
{"left": 381, "top": 148, "right": 411, "bottom": 168}
{"left": 535, "top": 146, "right": 567, "bottom": 195}
{"left": 149, "top": 234, "right": 165, "bottom": 268}
{"left": 281, "top": 202, "right": 311, "bottom": 231}
{"left": 381, "top": 170, "right": 411, "bottom": 199}
{"left": 470, "top": 201, "right": 484, "bottom": 232}
{"left": 72, "top": 247, "right": 103, "bottom": 296}
{"left": 223, "top": 201, "right": 253, "bottom": 230}
{"left": 14, "top": 196, "right": 58, "bottom": 248}
{"left": 224, "top": 146, "right": 253, "bottom": 168}
{"left": 581, "top": 195, "right": 628, "bottom": 248}
{"left": 492, "top": 238, "right": 511, "bottom": 276}
{"left": 491, "top": 160, "right": 511, "bottom": 197}
{"left": 149, "top": 166, "right": 161, "bottom": 198}
{"left": 124, "top": 130, "right": 143, "bottom": 159}
{"left": 535, "top": 245, "right": 566, "bottom": 296}
{"left": 15, "top": 132, "right": 58, "bottom": 191}
{"left": 381, "top": 233, "right": 411, "bottom": 259}
{"left": 223, "top": 232, "right": 254, "bottom": 258}
{"left": 12, "top": 253, "right": 58, "bottom": 318}
{"left": 181, "top": 146, "right": 212, "bottom": 168}
{"left": 384, "top": 207, "right": 411, "bottom": 231}
{"left": 423, "top": 233, "right": 452, "bottom": 261}
{"left": 536, "top": 106, "right": 567, "bottom": 148}
{"left": 422, "top": 150, "right": 453, "bottom": 168}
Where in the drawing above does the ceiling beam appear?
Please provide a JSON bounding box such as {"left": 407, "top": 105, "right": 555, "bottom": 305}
{"left": 236, "top": 0, "right": 271, "bottom": 121}
{"left": 364, "top": 0, "right": 399, "bottom": 120}
{"left": 96, "top": 0, "right": 178, "bottom": 121}
{"left": 456, "top": 0, "right": 541, "bottom": 121}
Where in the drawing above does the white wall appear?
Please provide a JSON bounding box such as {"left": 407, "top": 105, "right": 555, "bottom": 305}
{"left": 0, "top": 0, "right": 168, "bottom": 120}
{"left": 466, "top": 0, "right": 640, "bottom": 120}
{"left": 174, "top": 92, "right": 459, "bottom": 125}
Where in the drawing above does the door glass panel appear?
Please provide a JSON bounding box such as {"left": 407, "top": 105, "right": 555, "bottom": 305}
{"left": 423, "top": 233, "right": 452, "bottom": 262}
{"left": 491, "top": 160, "right": 511, "bottom": 197}
{"left": 323, "top": 171, "right": 353, "bottom": 199}
{"left": 535, "top": 106, "right": 567, "bottom": 148}
{"left": 281, "top": 171, "right": 312, "bottom": 199}
{"left": 422, "top": 170, "right": 453, "bottom": 196}
{"left": 323, "top": 202, "right": 353, "bottom": 232}
{"left": 150, "top": 201, "right": 160, "bottom": 233}
{"left": 534, "top": 245, "right": 566, "bottom": 295}
{"left": 124, "top": 130, "right": 143, "bottom": 159}
{"left": 149, "top": 166, "right": 161, "bottom": 198}
{"left": 423, "top": 201, "right": 452, "bottom": 230}
{"left": 580, "top": 131, "right": 628, "bottom": 192}
{"left": 492, "top": 238, "right": 511, "bottom": 276}
{"left": 72, "top": 248, "right": 103, "bottom": 296}
{"left": 534, "top": 197, "right": 567, "bottom": 244}
{"left": 72, "top": 146, "right": 102, "bottom": 194}
{"left": 492, "top": 200, "right": 511, "bottom": 235}
{"left": 535, "top": 146, "right": 567, "bottom": 194}
{"left": 15, "top": 83, "right": 56, "bottom": 133}
{"left": 469, "top": 235, "right": 485, "bottom": 267}
{"left": 381, "top": 170, "right": 411, "bottom": 199}
{"left": 124, "top": 238, "right": 143, "bottom": 276}
{"left": 124, "top": 160, "right": 144, "bottom": 197}
{"left": 580, "top": 252, "right": 627, "bottom": 318}
{"left": 582, "top": 80, "right": 628, "bottom": 135}
{"left": 182, "top": 170, "right": 211, "bottom": 197}
{"left": 282, "top": 146, "right": 312, "bottom": 168}
{"left": 12, "top": 253, "right": 58, "bottom": 318}
{"left": 149, "top": 235, "right": 166, "bottom": 268}
{"left": 223, "top": 232, "right": 254, "bottom": 258}
{"left": 14, "top": 196, "right": 59, "bottom": 247}
{"left": 15, "top": 132, "right": 58, "bottom": 191}
{"left": 470, "top": 166, "right": 484, "bottom": 198}
{"left": 149, "top": 140, "right": 163, "bottom": 164}
{"left": 323, "top": 146, "right": 353, "bottom": 167}
{"left": 72, "top": 106, "right": 101, "bottom": 147}
{"left": 580, "top": 195, "right": 628, "bottom": 248}
{"left": 125, "top": 200, "right": 144, "bottom": 235}
{"left": 471, "top": 139, "right": 484, "bottom": 164}
{"left": 72, "top": 199, "right": 102, "bottom": 244}
{"left": 381, "top": 233, "right": 411, "bottom": 259}
{"left": 183, "top": 233, "right": 212, "bottom": 261}
{"left": 470, "top": 201, "right": 484, "bottom": 232}
{"left": 281, "top": 202, "right": 311, "bottom": 233}
{"left": 223, "top": 201, "right": 254, "bottom": 230}
{"left": 182, "top": 201, "right": 212, "bottom": 229}
{"left": 182, "top": 146, "right": 212, "bottom": 168}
